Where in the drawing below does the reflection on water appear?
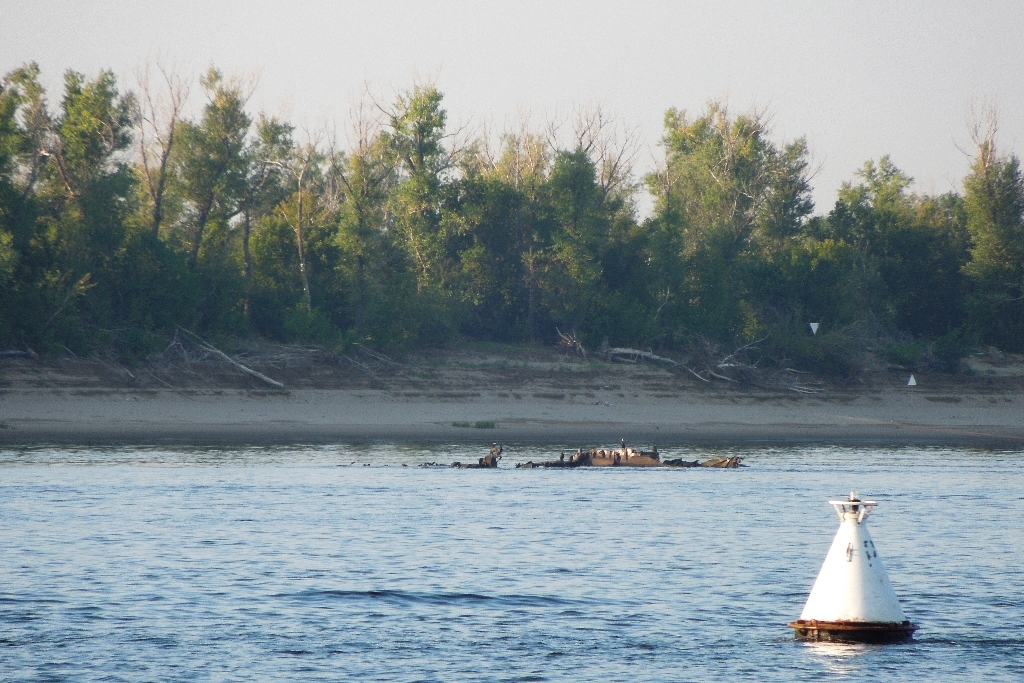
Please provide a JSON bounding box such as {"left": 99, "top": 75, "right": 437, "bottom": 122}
{"left": 1, "top": 444, "right": 1022, "bottom": 682}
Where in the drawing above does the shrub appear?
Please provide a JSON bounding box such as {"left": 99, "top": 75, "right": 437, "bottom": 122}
{"left": 283, "top": 306, "right": 345, "bottom": 350}
{"left": 762, "top": 324, "right": 864, "bottom": 380}
{"left": 930, "top": 327, "right": 976, "bottom": 372}
{"left": 885, "top": 340, "right": 926, "bottom": 369}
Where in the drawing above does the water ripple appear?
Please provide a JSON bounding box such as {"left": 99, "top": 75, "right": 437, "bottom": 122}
{"left": 276, "top": 588, "right": 588, "bottom": 608}
{"left": 0, "top": 444, "right": 1022, "bottom": 682}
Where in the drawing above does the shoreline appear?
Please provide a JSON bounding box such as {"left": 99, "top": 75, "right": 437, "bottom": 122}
{"left": 3, "top": 388, "right": 1022, "bottom": 448}
{"left": 4, "top": 423, "right": 1023, "bottom": 448}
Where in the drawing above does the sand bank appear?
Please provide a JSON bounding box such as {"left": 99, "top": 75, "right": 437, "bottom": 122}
{"left": 1, "top": 387, "right": 1021, "bottom": 447}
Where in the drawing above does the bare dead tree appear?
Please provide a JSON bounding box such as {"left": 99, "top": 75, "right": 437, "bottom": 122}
{"left": 556, "top": 328, "right": 587, "bottom": 359}
{"left": 966, "top": 100, "right": 999, "bottom": 172}
{"left": 134, "top": 61, "right": 190, "bottom": 238}
{"left": 294, "top": 147, "right": 317, "bottom": 310}
{"left": 259, "top": 122, "right": 325, "bottom": 311}
{"left": 587, "top": 114, "right": 641, "bottom": 201}
{"left": 467, "top": 120, "right": 498, "bottom": 172}
{"left": 495, "top": 113, "right": 550, "bottom": 196}
{"left": 546, "top": 104, "right": 641, "bottom": 201}
{"left": 329, "top": 100, "right": 394, "bottom": 198}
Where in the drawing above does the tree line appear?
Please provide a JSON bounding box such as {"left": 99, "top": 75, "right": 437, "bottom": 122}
{"left": 1, "top": 63, "right": 1022, "bottom": 373}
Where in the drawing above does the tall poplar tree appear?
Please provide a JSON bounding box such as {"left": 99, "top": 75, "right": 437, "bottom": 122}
{"left": 170, "top": 68, "right": 251, "bottom": 267}
{"left": 963, "top": 132, "right": 1024, "bottom": 349}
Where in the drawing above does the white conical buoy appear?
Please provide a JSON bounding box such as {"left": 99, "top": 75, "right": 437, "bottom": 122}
{"left": 789, "top": 493, "right": 916, "bottom": 642}
{"left": 907, "top": 375, "right": 917, "bottom": 386}
{"left": 809, "top": 322, "right": 819, "bottom": 335}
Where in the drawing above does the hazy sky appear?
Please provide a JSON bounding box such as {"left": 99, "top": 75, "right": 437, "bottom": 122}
{"left": 4, "top": 1, "right": 1022, "bottom": 214}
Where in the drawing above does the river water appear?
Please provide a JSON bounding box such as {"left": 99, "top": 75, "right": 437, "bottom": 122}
{"left": 1, "top": 444, "right": 1022, "bottom": 682}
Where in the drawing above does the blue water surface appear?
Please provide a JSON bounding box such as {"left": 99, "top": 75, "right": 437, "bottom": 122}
{"left": 1, "top": 444, "right": 1022, "bottom": 682}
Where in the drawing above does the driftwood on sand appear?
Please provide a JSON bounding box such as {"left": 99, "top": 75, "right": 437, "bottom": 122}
{"left": 601, "top": 347, "right": 678, "bottom": 367}
{"left": 174, "top": 327, "right": 285, "bottom": 389}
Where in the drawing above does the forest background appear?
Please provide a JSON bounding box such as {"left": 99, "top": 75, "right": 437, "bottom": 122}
{"left": 1, "top": 62, "right": 1022, "bottom": 378}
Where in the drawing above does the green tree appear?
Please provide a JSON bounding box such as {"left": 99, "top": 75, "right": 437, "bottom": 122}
{"left": 963, "top": 127, "right": 1024, "bottom": 350}
{"left": 238, "top": 115, "right": 293, "bottom": 322}
{"left": 269, "top": 138, "right": 327, "bottom": 310}
{"left": 31, "top": 68, "right": 135, "bottom": 349}
{"left": 0, "top": 67, "right": 28, "bottom": 311}
{"left": 825, "top": 157, "right": 970, "bottom": 337}
{"left": 332, "top": 114, "right": 395, "bottom": 338}
{"left": 164, "top": 68, "right": 254, "bottom": 334}
{"left": 381, "top": 84, "right": 455, "bottom": 293}
{"left": 543, "top": 149, "right": 608, "bottom": 337}
{"left": 646, "top": 102, "right": 813, "bottom": 342}
{"left": 374, "top": 84, "right": 467, "bottom": 344}
{"left": 464, "top": 130, "right": 553, "bottom": 341}
{"left": 169, "top": 68, "right": 251, "bottom": 266}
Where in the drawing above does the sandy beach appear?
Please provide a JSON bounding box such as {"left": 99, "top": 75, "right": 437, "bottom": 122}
{"left": 2, "top": 348, "right": 1022, "bottom": 447}
{"left": 2, "top": 386, "right": 1022, "bottom": 447}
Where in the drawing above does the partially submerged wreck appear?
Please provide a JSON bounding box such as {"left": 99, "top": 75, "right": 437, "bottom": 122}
{"left": 447, "top": 443, "right": 745, "bottom": 469}
{"left": 514, "top": 444, "right": 744, "bottom": 469}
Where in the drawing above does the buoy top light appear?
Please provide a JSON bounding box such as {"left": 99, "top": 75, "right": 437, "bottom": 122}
{"left": 828, "top": 491, "right": 876, "bottom": 523}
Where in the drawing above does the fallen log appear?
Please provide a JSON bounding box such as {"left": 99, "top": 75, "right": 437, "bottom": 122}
{"left": 603, "top": 348, "right": 677, "bottom": 366}
{"left": 707, "top": 370, "right": 739, "bottom": 383}
{"left": 354, "top": 343, "right": 402, "bottom": 367}
{"left": 663, "top": 458, "right": 700, "bottom": 468}
{"left": 176, "top": 327, "right": 285, "bottom": 389}
{"left": 681, "top": 364, "right": 710, "bottom": 382}
{"left": 699, "top": 456, "right": 745, "bottom": 468}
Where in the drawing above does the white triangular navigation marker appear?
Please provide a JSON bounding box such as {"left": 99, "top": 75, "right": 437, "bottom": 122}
{"left": 907, "top": 375, "right": 917, "bottom": 386}
{"left": 809, "top": 322, "right": 819, "bottom": 335}
{"left": 789, "top": 493, "right": 916, "bottom": 642}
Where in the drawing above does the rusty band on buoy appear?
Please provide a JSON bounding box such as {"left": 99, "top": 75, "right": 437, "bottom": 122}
{"left": 788, "top": 619, "right": 917, "bottom": 643}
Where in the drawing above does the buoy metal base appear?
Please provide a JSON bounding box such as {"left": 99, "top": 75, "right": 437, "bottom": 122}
{"left": 788, "top": 619, "right": 917, "bottom": 643}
